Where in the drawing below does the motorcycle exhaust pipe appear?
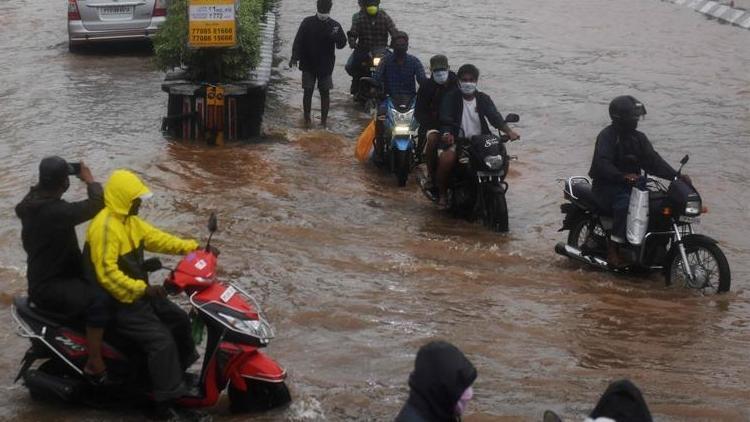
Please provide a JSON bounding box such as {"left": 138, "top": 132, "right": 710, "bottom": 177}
{"left": 555, "top": 242, "right": 610, "bottom": 271}
{"left": 24, "top": 369, "right": 83, "bottom": 403}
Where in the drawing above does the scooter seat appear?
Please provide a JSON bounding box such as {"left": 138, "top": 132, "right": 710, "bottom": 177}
{"left": 13, "top": 296, "right": 75, "bottom": 329}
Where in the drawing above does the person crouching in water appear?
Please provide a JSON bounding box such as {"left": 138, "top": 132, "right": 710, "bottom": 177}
{"left": 396, "top": 341, "right": 477, "bottom": 421}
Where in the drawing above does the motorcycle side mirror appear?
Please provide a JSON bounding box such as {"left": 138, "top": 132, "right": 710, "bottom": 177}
{"left": 208, "top": 213, "right": 218, "bottom": 233}
{"left": 680, "top": 154, "right": 689, "bottom": 165}
{"left": 505, "top": 113, "right": 520, "bottom": 123}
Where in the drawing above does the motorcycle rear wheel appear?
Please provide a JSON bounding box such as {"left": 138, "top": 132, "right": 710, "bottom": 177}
{"left": 228, "top": 380, "right": 291, "bottom": 414}
{"left": 666, "top": 239, "right": 730, "bottom": 294}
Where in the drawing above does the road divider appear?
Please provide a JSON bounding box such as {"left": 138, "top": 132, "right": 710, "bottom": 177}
{"left": 666, "top": 0, "right": 750, "bottom": 29}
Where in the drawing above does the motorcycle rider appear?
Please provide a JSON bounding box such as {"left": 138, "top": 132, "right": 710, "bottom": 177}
{"left": 395, "top": 341, "right": 477, "bottom": 422}
{"left": 589, "top": 96, "right": 687, "bottom": 267}
{"left": 345, "top": 0, "right": 398, "bottom": 95}
{"left": 372, "top": 31, "right": 426, "bottom": 163}
{"left": 438, "top": 64, "right": 520, "bottom": 208}
{"left": 15, "top": 157, "right": 110, "bottom": 383}
{"left": 85, "top": 169, "right": 200, "bottom": 418}
{"left": 415, "top": 54, "right": 458, "bottom": 192}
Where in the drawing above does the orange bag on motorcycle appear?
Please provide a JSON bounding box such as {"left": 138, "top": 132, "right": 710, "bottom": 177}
{"left": 355, "top": 119, "right": 376, "bottom": 162}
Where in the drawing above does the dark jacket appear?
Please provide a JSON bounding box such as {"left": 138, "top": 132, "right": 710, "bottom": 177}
{"left": 589, "top": 379, "right": 653, "bottom": 422}
{"left": 292, "top": 16, "right": 347, "bottom": 77}
{"left": 589, "top": 124, "right": 677, "bottom": 189}
{"left": 15, "top": 182, "right": 104, "bottom": 297}
{"left": 439, "top": 89, "right": 506, "bottom": 137}
{"left": 415, "top": 71, "right": 458, "bottom": 130}
{"left": 395, "top": 341, "right": 477, "bottom": 422}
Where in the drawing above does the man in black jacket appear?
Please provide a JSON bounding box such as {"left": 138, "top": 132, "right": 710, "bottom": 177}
{"left": 589, "top": 95, "right": 686, "bottom": 266}
{"left": 16, "top": 157, "right": 110, "bottom": 382}
{"left": 416, "top": 54, "right": 457, "bottom": 189}
{"left": 437, "top": 64, "right": 520, "bottom": 208}
{"left": 395, "top": 341, "right": 477, "bottom": 422}
{"left": 290, "top": 0, "right": 347, "bottom": 128}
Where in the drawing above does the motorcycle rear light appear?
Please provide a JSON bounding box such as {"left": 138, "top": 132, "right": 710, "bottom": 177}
{"left": 68, "top": 0, "right": 81, "bottom": 20}
{"left": 153, "top": 0, "right": 168, "bottom": 17}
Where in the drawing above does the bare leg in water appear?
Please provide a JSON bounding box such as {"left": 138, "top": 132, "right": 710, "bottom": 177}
{"left": 320, "top": 88, "right": 330, "bottom": 128}
{"left": 436, "top": 149, "right": 456, "bottom": 208}
{"left": 303, "top": 88, "right": 313, "bottom": 128}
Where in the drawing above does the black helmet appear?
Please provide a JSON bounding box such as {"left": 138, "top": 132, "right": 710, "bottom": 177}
{"left": 609, "top": 95, "right": 647, "bottom": 124}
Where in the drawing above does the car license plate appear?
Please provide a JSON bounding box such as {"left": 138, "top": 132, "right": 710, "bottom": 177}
{"left": 99, "top": 5, "right": 133, "bottom": 18}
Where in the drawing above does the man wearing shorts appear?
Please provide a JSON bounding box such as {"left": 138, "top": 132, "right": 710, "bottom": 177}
{"left": 290, "top": 0, "right": 347, "bottom": 128}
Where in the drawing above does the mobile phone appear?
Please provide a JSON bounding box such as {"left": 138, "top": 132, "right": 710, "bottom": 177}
{"left": 68, "top": 162, "right": 81, "bottom": 175}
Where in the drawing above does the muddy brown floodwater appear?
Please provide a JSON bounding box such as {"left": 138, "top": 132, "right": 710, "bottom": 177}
{"left": 1, "top": 0, "right": 749, "bottom": 420}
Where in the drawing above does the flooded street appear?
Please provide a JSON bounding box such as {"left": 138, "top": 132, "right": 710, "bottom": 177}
{"left": 1, "top": 0, "right": 750, "bottom": 420}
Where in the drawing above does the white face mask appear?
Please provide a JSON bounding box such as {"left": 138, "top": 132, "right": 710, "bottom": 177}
{"left": 317, "top": 12, "right": 330, "bottom": 21}
{"left": 459, "top": 81, "right": 477, "bottom": 95}
{"left": 433, "top": 70, "right": 449, "bottom": 85}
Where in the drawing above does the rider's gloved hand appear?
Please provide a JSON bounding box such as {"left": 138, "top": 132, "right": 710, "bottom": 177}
{"left": 145, "top": 285, "right": 167, "bottom": 299}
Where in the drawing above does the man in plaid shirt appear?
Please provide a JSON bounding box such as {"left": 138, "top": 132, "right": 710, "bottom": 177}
{"left": 345, "top": 0, "right": 399, "bottom": 95}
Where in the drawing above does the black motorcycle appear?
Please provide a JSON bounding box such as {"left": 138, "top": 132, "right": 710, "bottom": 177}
{"left": 555, "top": 155, "right": 731, "bottom": 293}
{"left": 419, "top": 114, "right": 520, "bottom": 232}
{"left": 350, "top": 47, "right": 390, "bottom": 109}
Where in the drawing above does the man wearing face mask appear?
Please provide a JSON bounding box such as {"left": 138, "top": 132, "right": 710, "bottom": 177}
{"left": 589, "top": 96, "right": 685, "bottom": 267}
{"left": 395, "top": 341, "right": 477, "bottom": 422}
{"left": 16, "top": 157, "right": 111, "bottom": 383}
{"left": 345, "top": 0, "right": 398, "bottom": 95}
{"left": 290, "top": 0, "right": 347, "bottom": 128}
{"left": 371, "top": 31, "right": 426, "bottom": 163}
{"left": 415, "top": 54, "right": 458, "bottom": 192}
{"left": 85, "top": 169, "right": 200, "bottom": 419}
{"left": 438, "top": 64, "right": 520, "bottom": 208}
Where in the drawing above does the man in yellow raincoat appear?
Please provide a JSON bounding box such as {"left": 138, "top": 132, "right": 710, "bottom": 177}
{"left": 85, "top": 169, "right": 199, "bottom": 416}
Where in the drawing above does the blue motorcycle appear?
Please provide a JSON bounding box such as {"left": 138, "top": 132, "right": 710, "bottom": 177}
{"left": 380, "top": 95, "right": 418, "bottom": 186}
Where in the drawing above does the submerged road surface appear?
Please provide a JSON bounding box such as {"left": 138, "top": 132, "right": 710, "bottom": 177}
{"left": 0, "top": 0, "right": 749, "bottom": 420}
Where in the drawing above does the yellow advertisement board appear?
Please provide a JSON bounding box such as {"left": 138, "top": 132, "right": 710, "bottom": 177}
{"left": 188, "top": 0, "right": 237, "bottom": 48}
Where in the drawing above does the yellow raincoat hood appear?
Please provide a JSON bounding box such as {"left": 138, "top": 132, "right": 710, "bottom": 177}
{"left": 104, "top": 169, "right": 152, "bottom": 216}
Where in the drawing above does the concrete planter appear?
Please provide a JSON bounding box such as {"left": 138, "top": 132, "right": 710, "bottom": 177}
{"left": 160, "top": 8, "right": 276, "bottom": 142}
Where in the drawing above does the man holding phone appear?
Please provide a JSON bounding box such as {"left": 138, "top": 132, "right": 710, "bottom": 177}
{"left": 16, "top": 157, "right": 111, "bottom": 382}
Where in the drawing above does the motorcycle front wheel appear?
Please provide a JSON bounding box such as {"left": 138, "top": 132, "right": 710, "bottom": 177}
{"left": 229, "top": 380, "right": 291, "bottom": 413}
{"left": 483, "top": 192, "right": 508, "bottom": 232}
{"left": 394, "top": 149, "right": 411, "bottom": 187}
{"left": 666, "top": 238, "right": 731, "bottom": 294}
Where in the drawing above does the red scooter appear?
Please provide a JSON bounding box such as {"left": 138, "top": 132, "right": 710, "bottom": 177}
{"left": 11, "top": 214, "right": 290, "bottom": 415}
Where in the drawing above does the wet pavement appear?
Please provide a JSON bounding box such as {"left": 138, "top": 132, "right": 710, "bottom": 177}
{"left": 0, "top": 0, "right": 749, "bottom": 420}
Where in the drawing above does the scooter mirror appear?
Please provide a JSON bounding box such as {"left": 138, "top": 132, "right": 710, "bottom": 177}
{"left": 505, "top": 113, "right": 520, "bottom": 123}
{"left": 208, "top": 213, "right": 218, "bottom": 233}
{"left": 680, "top": 154, "right": 689, "bottom": 165}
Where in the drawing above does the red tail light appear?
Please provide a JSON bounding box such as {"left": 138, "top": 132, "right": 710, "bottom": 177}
{"left": 153, "top": 0, "right": 167, "bottom": 17}
{"left": 68, "top": 0, "right": 81, "bottom": 20}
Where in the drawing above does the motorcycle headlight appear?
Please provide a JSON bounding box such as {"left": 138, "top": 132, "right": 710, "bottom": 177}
{"left": 373, "top": 57, "right": 381, "bottom": 67}
{"left": 218, "top": 312, "right": 274, "bottom": 342}
{"left": 685, "top": 200, "right": 701, "bottom": 216}
{"left": 484, "top": 155, "right": 504, "bottom": 170}
{"left": 393, "top": 125, "right": 410, "bottom": 135}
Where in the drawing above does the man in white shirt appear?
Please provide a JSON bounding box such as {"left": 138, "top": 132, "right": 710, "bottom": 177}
{"left": 436, "top": 64, "right": 520, "bottom": 208}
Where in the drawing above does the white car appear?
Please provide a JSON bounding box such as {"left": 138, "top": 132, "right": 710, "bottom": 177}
{"left": 67, "top": 0, "right": 168, "bottom": 51}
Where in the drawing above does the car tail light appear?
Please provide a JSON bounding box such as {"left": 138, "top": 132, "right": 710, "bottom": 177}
{"left": 68, "top": 0, "right": 81, "bottom": 20}
{"left": 153, "top": 0, "right": 167, "bottom": 17}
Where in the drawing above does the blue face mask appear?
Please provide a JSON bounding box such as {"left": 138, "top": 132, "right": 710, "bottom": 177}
{"left": 433, "top": 70, "right": 449, "bottom": 85}
{"left": 459, "top": 81, "right": 477, "bottom": 95}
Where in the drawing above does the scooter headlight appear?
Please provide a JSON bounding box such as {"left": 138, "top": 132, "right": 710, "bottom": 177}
{"left": 484, "top": 155, "right": 504, "bottom": 170}
{"left": 685, "top": 199, "right": 701, "bottom": 216}
{"left": 218, "top": 312, "right": 274, "bottom": 342}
